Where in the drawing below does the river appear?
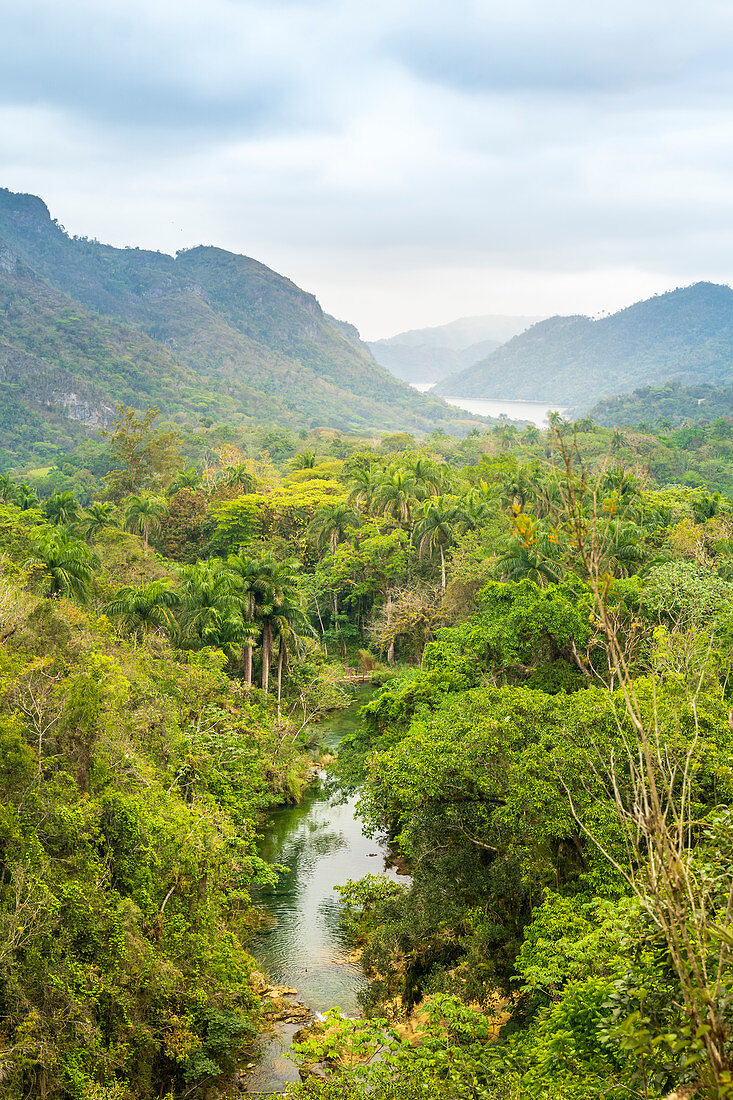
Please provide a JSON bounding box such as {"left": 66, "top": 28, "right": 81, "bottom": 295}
{"left": 411, "top": 383, "right": 567, "bottom": 426}
{"left": 244, "top": 688, "right": 403, "bottom": 1094}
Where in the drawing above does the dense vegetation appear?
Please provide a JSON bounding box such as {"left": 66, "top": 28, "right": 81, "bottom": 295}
{"left": 281, "top": 430, "right": 733, "bottom": 1100}
{"left": 589, "top": 379, "right": 733, "bottom": 429}
{"left": 3, "top": 402, "right": 733, "bottom": 1097}
{"left": 434, "top": 282, "right": 733, "bottom": 409}
{"left": 0, "top": 188, "right": 476, "bottom": 467}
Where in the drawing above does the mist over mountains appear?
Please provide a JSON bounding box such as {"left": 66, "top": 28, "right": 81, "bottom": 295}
{"left": 433, "top": 283, "right": 733, "bottom": 412}
{"left": 368, "top": 314, "right": 541, "bottom": 385}
{"left": 0, "top": 188, "right": 478, "bottom": 464}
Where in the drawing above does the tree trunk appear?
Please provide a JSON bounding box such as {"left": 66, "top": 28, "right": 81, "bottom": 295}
{"left": 386, "top": 590, "right": 395, "bottom": 664}
{"left": 440, "top": 543, "right": 446, "bottom": 591}
{"left": 262, "top": 622, "right": 272, "bottom": 693}
{"left": 333, "top": 590, "right": 346, "bottom": 655}
{"left": 277, "top": 640, "right": 285, "bottom": 709}
{"left": 244, "top": 643, "right": 253, "bottom": 687}
{"left": 314, "top": 593, "right": 328, "bottom": 657}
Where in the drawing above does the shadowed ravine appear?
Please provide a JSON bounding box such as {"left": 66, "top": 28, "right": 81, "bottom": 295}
{"left": 244, "top": 690, "right": 404, "bottom": 1094}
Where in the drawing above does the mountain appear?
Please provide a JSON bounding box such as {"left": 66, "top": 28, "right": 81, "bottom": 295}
{"left": 588, "top": 380, "right": 733, "bottom": 428}
{"left": 368, "top": 314, "right": 541, "bottom": 385}
{"left": 0, "top": 189, "right": 477, "bottom": 464}
{"left": 367, "top": 339, "right": 500, "bottom": 385}
{"left": 433, "top": 284, "right": 733, "bottom": 410}
{"left": 375, "top": 314, "right": 543, "bottom": 349}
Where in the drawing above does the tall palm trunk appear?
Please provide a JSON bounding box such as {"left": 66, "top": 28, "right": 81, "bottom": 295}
{"left": 386, "top": 589, "right": 395, "bottom": 664}
{"left": 332, "top": 589, "right": 345, "bottom": 655}
{"left": 243, "top": 643, "right": 253, "bottom": 687}
{"left": 440, "top": 543, "right": 446, "bottom": 591}
{"left": 262, "top": 621, "right": 272, "bottom": 693}
{"left": 277, "top": 638, "right": 285, "bottom": 708}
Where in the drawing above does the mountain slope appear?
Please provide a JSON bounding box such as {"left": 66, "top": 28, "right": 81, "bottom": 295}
{"left": 366, "top": 338, "right": 500, "bottom": 385}
{"left": 433, "top": 284, "right": 733, "bottom": 410}
{"left": 368, "top": 314, "right": 540, "bottom": 384}
{"left": 0, "top": 189, "right": 476, "bottom": 461}
{"left": 375, "top": 314, "right": 543, "bottom": 349}
{"left": 588, "top": 380, "right": 733, "bottom": 428}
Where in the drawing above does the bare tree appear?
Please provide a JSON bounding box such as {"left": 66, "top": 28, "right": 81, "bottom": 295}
{"left": 546, "top": 431, "right": 733, "bottom": 1095}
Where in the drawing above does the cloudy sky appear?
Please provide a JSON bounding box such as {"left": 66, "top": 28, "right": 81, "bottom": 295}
{"left": 3, "top": 0, "right": 733, "bottom": 338}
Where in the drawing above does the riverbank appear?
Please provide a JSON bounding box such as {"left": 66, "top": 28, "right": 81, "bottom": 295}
{"left": 243, "top": 688, "right": 404, "bottom": 1094}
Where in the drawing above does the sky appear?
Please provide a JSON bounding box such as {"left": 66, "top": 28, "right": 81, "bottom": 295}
{"left": 3, "top": 0, "right": 733, "bottom": 339}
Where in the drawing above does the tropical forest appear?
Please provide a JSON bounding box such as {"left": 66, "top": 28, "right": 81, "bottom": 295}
{"left": 0, "top": 393, "right": 732, "bottom": 1100}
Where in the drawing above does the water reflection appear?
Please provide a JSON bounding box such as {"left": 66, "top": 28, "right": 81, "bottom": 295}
{"left": 244, "top": 691, "right": 404, "bottom": 1093}
{"left": 252, "top": 786, "right": 399, "bottom": 1014}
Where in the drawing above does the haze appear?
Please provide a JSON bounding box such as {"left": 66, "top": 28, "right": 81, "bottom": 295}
{"left": 3, "top": 0, "right": 733, "bottom": 338}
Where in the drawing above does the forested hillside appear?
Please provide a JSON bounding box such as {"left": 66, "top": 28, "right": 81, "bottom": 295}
{"left": 2, "top": 405, "right": 733, "bottom": 1097}
{"left": 0, "top": 189, "right": 475, "bottom": 465}
{"left": 434, "top": 282, "right": 733, "bottom": 409}
{"left": 589, "top": 379, "right": 733, "bottom": 428}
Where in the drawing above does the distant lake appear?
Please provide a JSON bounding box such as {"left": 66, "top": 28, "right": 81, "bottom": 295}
{"left": 412, "top": 383, "right": 567, "bottom": 427}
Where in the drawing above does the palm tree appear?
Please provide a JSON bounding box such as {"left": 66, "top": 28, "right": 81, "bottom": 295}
{"left": 414, "top": 497, "right": 462, "bottom": 590}
{"left": 500, "top": 468, "right": 534, "bottom": 513}
{"left": 496, "top": 524, "right": 561, "bottom": 587}
{"left": 494, "top": 421, "right": 519, "bottom": 451}
{"left": 246, "top": 553, "right": 305, "bottom": 694}
{"left": 169, "top": 466, "right": 203, "bottom": 494}
{"left": 606, "top": 521, "right": 646, "bottom": 577}
{"left": 272, "top": 584, "right": 311, "bottom": 707}
{"left": 224, "top": 463, "right": 256, "bottom": 493}
{"left": 310, "top": 502, "right": 359, "bottom": 555}
{"left": 123, "top": 494, "right": 166, "bottom": 549}
{"left": 106, "top": 579, "right": 179, "bottom": 637}
{"left": 691, "top": 491, "right": 721, "bottom": 525}
{"left": 252, "top": 554, "right": 284, "bottom": 694}
{"left": 177, "top": 560, "right": 243, "bottom": 653}
{"left": 15, "top": 484, "right": 38, "bottom": 510}
{"left": 238, "top": 621, "right": 260, "bottom": 687}
{"left": 291, "top": 450, "right": 317, "bottom": 470}
{"left": 548, "top": 411, "right": 567, "bottom": 432}
{"left": 83, "top": 502, "right": 117, "bottom": 543}
{"left": 408, "top": 457, "right": 448, "bottom": 499}
{"left": 44, "top": 491, "right": 81, "bottom": 528}
{"left": 0, "top": 474, "right": 16, "bottom": 503}
{"left": 610, "top": 429, "right": 628, "bottom": 455}
{"left": 25, "top": 528, "right": 98, "bottom": 601}
{"left": 309, "top": 502, "right": 359, "bottom": 631}
{"left": 227, "top": 552, "right": 267, "bottom": 686}
{"left": 348, "top": 467, "right": 381, "bottom": 514}
{"left": 460, "top": 484, "right": 495, "bottom": 531}
{"left": 375, "top": 469, "right": 418, "bottom": 529}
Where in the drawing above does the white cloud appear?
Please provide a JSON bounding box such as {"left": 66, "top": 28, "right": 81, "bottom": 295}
{"left": 3, "top": 0, "right": 733, "bottom": 336}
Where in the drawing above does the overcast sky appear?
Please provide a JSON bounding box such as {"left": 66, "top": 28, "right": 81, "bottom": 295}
{"left": 3, "top": 0, "right": 733, "bottom": 339}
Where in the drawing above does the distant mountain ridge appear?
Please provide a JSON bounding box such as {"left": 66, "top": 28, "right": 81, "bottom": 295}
{"left": 0, "top": 188, "right": 476, "bottom": 464}
{"left": 368, "top": 313, "right": 541, "bottom": 385}
{"left": 367, "top": 339, "right": 501, "bottom": 385}
{"left": 433, "top": 284, "right": 733, "bottom": 410}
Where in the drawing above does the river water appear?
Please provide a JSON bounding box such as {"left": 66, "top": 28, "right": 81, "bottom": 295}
{"left": 411, "top": 383, "right": 567, "bottom": 426}
{"left": 244, "top": 689, "right": 403, "bottom": 1094}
